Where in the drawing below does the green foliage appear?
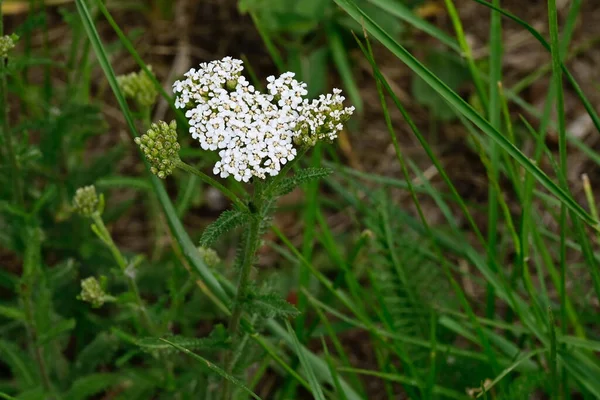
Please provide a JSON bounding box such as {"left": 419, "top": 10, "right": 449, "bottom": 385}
{"left": 198, "top": 209, "right": 249, "bottom": 248}
{"left": 242, "top": 290, "right": 300, "bottom": 319}
{"left": 269, "top": 167, "right": 332, "bottom": 197}
{"left": 137, "top": 326, "right": 229, "bottom": 354}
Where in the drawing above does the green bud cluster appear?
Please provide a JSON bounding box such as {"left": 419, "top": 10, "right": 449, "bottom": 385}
{"left": 0, "top": 34, "right": 18, "bottom": 58}
{"left": 73, "top": 185, "right": 99, "bottom": 217}
{"left": 135, "top": 120, "right": 180, "bottom": 179}
{"left": 198, "top": 247, "right": 221, "bottom": 268}
{"left": 117, "top": 67, "right": 158, "bottom": 109}
{"left": 78, "top": 277, "right": 110, "bottom": 308}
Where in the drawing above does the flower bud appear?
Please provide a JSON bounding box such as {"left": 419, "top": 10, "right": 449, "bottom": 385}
{"left": 73, "top": 185, "right": 99, "bottom": 217}
{"left": 0, "top": 34, "right": 18, "bottom": 58}
{"left": 78, "top": 276, "right": 110, "bottom": 308}
{"left": 197, "top": 247, "right": 221, "bottom": 268}
{"left": 135, "top": 120, "right": 180, "bottom": 179}
{"left": 117, "top": 67, "right": 158, "bottom": 109}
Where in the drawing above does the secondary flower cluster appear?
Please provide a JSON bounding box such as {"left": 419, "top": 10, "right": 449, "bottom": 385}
{"left": 173, "top": 57, "right": 353, "bottom": 182}
{"left": 117, "top": 67, "right": 158, "bottom": 109}
{"left": 73, "top": 185, "right": 99, "bottom": 217}
{"left": 135, "top": 121, "right": 180, "bottom": 179}
{"left": 0, "top": 34, "right": 18, "bottom": 59}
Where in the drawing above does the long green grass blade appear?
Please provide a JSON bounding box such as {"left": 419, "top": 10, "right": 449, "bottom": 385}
{"left": 159, "top": 338, "right": 262, "bottom": 400}
{"left": 285, "top": 320, "right": 326, "bottom": 400}
{"left": 336, "top": 0, "right": 596, "bottom": 228}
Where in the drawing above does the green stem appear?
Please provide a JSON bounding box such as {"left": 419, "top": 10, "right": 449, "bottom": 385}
{"left": 222, "top": 205, "right": 262, "bottom": 400}
{"left": 176, "top": 160, "right": 248, "bottom": 212}
{"left": 0, "top": 2, "right": 24, "bottom": 206}
{"left": 91, "top": 213, "right": 155, "bottom": 333}
{"left": 22, "top": 290, "right": 53, "bottom": 397}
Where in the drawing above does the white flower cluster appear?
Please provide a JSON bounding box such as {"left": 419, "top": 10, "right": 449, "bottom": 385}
{"left": 173, "top": 57, "right": 354, "bottom": 182}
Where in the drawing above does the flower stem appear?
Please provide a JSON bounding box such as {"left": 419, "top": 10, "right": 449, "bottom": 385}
{"left": 22, "top": 288, "right": 53, "bottom": 398}
{"left": 91, "top": 213, "right": 155, "bottom": 333}
{"left": 222, "top": 200, "right": 262, "bottom": 400}
{"left": 176, "top": 160, "right": 248, "bottom": 212}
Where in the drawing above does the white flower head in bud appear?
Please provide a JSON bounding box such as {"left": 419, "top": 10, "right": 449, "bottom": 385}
{"left": 173, "top": 57, "right": 354, "bottom": 182}
{"left": 73, "top": 185, "right": 99, "bottom": 217}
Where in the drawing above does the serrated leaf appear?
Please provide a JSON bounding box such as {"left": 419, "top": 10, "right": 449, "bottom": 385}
{"left": 199, "top": 210, "right": 249, "bottom": 248}
{"left": 271, "top": 167, "right": 332, "bottom": 197}
{"left": 138, "top": 325, "right": 229, "bottom": 354}
{"left": 243, "top": 292, "right": 300, "bottom": 319}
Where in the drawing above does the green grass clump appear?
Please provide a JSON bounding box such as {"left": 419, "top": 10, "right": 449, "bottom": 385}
{"left": 1, "top": 0, "right": 600, "bottom": 399}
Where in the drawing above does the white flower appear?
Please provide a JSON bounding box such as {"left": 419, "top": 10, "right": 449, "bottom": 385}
{"left": 173, "top": 57, "right": 354, "bottom": 182}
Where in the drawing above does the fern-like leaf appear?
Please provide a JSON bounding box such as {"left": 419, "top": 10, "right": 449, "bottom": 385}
{"left": 242, "top": 291, "right": 300, "bottom": 319}
{"left": 199, "top": 209, "right": 249, "bottom": 248}
{"left": 271, "top": 167, "right": 332, "bottom": 197}
{"left": 137, "top": 325, "right": 229, "bottom": 354}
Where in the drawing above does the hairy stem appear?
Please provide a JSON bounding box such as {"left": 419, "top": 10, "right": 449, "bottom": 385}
{"left": 222, "top": 200, "right": 262, "bottom": 400}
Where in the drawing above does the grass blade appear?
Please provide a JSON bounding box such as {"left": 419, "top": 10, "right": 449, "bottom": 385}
{"left": 159, "top": 338, "right": 262, "bottom": 400}
{"left": 285, "top": 320, "right": 327, "bottom": 400}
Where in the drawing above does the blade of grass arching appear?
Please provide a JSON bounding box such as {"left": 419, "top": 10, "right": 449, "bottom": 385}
{"left": 321, "top": 338, "right": 350, "bottom": 400}
{"left": 159, "top": 338, "right": 262, "bottom": 400}
{"left": 337, "top": 0, "right": 597, "bottom": 228}
{"left": 442, "top": 0, "right": 488, "bottom": 111}
{"left": 327, "top": 25, "right": 363, "bottom": 115}
{"left": 362, "top": 32, "right": 503, "bottom": 380}
{"left": 469, "top": 0, "right": 600, "bottom": 135}
{"left": 485, "top": 0, "right": 503, "bottom": 320}
{"left": 285, "top": 321, "right": 326, "bottom": 400}
{"left": 474, "top": 349, "right": 547, "bottom": 399}
{"left": 250, "top": 334, "right": 312, "bottom": 393}
{"left": 338, "top": 368, "right": 470, "bottom": 400}
{"left": 547, "top": 0, "right": 570, "bottom": 396}
{"left": 364, "top": 0, "right": 460, "bottom": 52}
